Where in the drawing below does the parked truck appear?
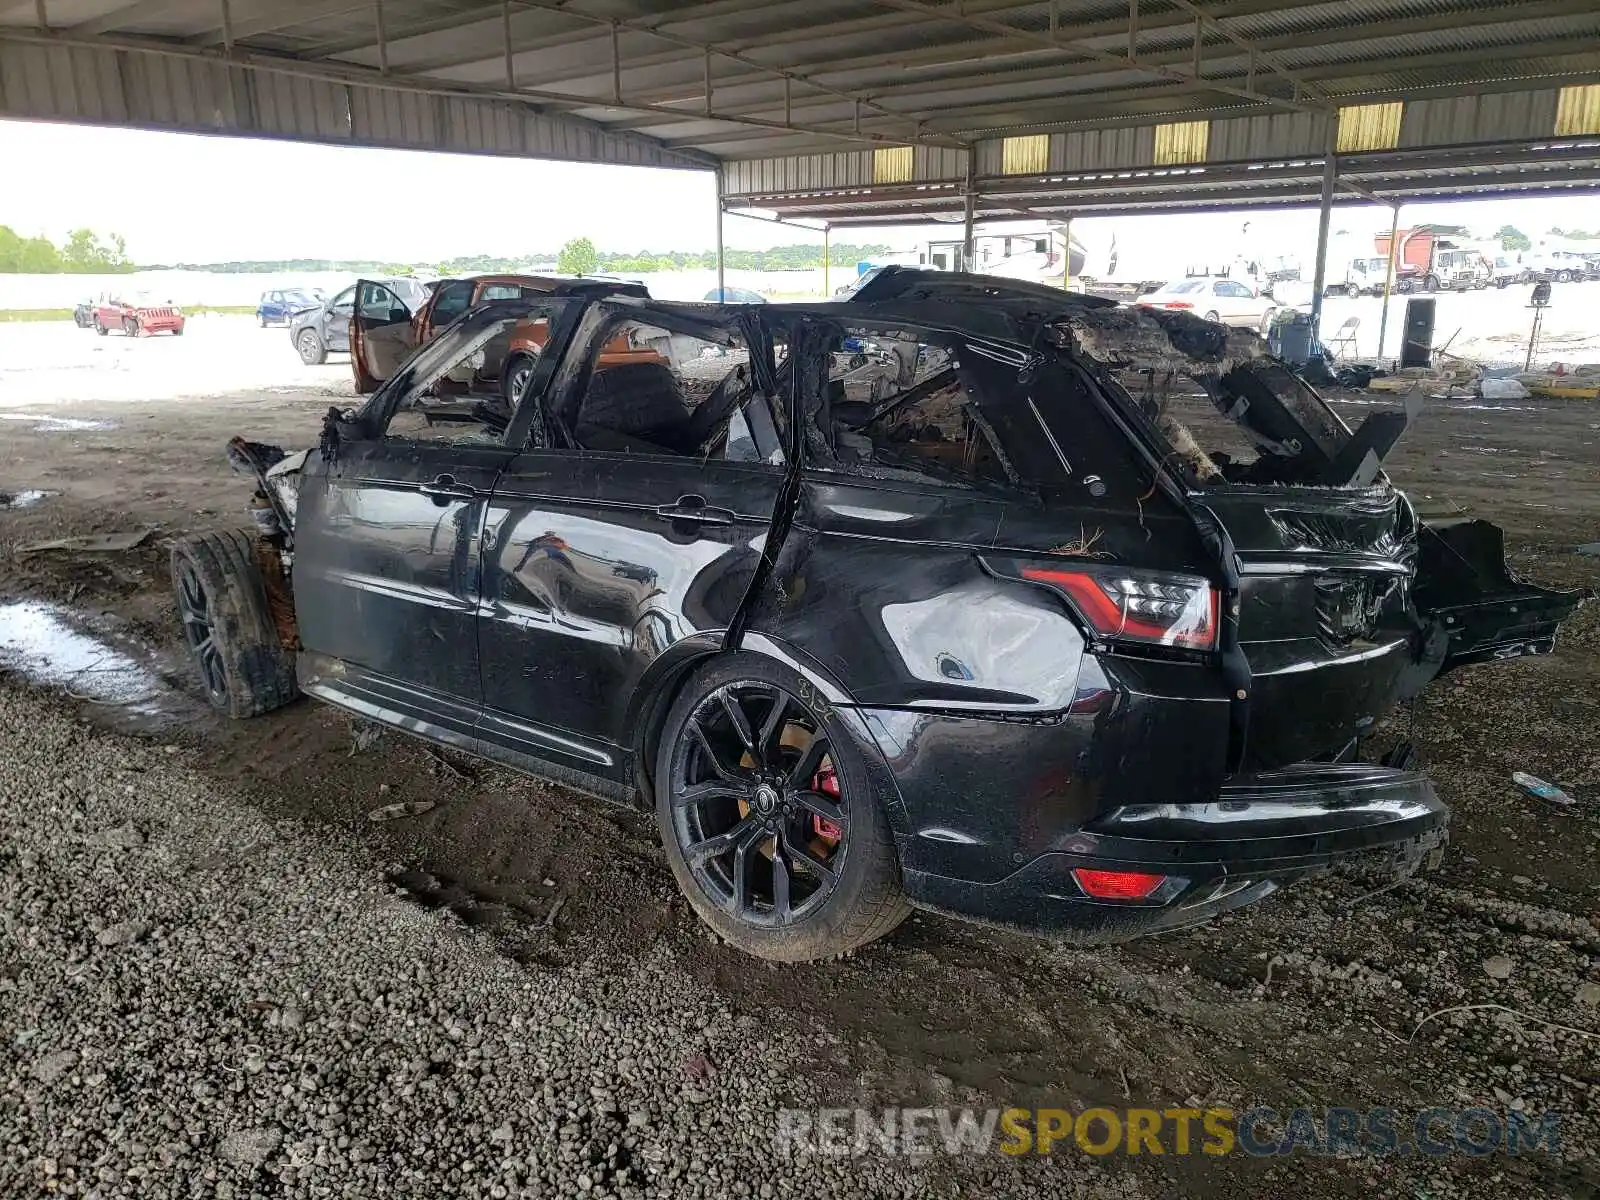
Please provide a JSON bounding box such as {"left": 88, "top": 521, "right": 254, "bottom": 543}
{"left": 1374, "top": 226, "right": 1490, "bottom": 293}
{"left": 1326, "top": 255, "right": 1394, "bottom": 297}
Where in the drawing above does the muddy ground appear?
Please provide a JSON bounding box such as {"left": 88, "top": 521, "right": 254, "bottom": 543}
{"left": 2, "top": 322, "right": 1599, "bottom": 1197}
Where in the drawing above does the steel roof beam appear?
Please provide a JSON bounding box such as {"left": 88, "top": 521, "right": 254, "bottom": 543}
{"left": 184, "top": 0, "right": 368, "bottom": 45}
{"left": 0, "top": 24, "right": 956, "bottom": 151}
{"left": 661, "top": 0, "right": 1600, "bottom": 125}
{"left": 594, "top": 0, "right": 1327, "bottom": 108}
{"left": 516, "top": 0, "right": 933, "bottom": 144}
{"left": 1161, "top": 0, "right": 1331, "bottom": 105}
{"left": 870, "top": 0, "right": 1323, "bottom": 115}
{"left": 66, "top": 0, "right": 185, "bottom": 37}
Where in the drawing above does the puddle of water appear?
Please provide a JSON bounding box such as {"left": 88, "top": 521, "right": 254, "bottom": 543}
{"left": 0, "top": 601, "right": 169, "bottom": 715}
{"left": 0, "top": 489, "right": 51, "bottom": 509}
{"left": 0, "top": 412, "right": 118, "bottom": 432}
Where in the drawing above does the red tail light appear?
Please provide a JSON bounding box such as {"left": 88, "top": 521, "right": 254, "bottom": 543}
{"left": 1162, "top": 301, "right": 1195, "bottom": 309}
{"left": 1019, "top": 566, "right": 1219, "bottom": 650}
{"left": 1072, "top": 868, "right": 1167, "bottom": 900}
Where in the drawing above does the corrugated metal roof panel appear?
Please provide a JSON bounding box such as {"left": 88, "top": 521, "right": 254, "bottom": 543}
{"left": 1153, "top": 120, "right": 1210, "bottom": 165}
{"left": 1001, "top": 133, "right": 1050, "bottom": 174}
{"left": 721, "top": 153, "right": 876, "bottom": 196}
{"left": 3, "top": 0, "right": 1600, "bottom": 196}
{"left": 0, "top": 38, "right": 702, "bottom": 168}
{"left": 1402, "top": 91, "right": 1558, "bottom": 145}
{"left": 1556, "top": 85, "right": 1600, "bottom": 136}
{"left": 1337, "top": 102, "right": 1404, "bottom": 152}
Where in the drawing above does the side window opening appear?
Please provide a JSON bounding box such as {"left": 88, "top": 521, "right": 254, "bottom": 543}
{"left": 568, "top": 318, "right": 784, "bottom": 463}
{"left": 370, "top": 306, "right": 565, "bottom": 449}
{"left": 429, "top": 281, "right": 475, "bottom": 327}
{"left": 811, "top": 328, "right": 1014, "bottom": 491}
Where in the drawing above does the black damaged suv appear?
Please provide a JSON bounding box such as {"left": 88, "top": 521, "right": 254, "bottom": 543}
{"left": 173, "top": 269, "right": 1580, "bottom": 961}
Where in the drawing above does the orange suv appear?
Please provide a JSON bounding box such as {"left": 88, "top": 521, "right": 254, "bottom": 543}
{"left": 349, "top": 274, "right": 652, "bottom": 396}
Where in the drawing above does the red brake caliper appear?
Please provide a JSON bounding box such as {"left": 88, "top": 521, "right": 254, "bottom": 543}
{"left": 810, "top": 763, "right": 844, "bottom": 842}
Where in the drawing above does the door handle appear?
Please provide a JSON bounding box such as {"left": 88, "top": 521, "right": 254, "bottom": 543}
{"left": 419, "top": 474, "right": 476, "bottom": 505}
{"left": 655, "top": 494, "right": 737, "bottom": 526}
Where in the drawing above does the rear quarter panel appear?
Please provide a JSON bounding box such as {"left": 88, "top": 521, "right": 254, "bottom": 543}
{"left": 742, "top": 471, "right": 1233, "bottom": 882}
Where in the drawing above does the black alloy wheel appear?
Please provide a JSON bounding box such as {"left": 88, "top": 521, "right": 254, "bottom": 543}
{"left": 669, "top": 683, "right": 848, "bottom": 928}
{"left": 655, "top": 655, "right": 911, "bottom": 961}
{"left": 169, "top": 530, "right": 299, "bottom": 719}
{"left": 175, "top": 556, "right": 228, "bottom": 707}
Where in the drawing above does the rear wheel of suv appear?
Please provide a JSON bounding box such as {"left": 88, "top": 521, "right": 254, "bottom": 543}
{"left": 1203, "top": 310, "right": 1221, "bottom": 324}
{"left": 94, "top": 318, "right": 107, "bottom": 336}
{"left": 170, "top": 530, "right": 298, "bottom": 719}
{"left": 297, "top": 328, "right": 326, "bottom": 365}
{"left": 655, "top": 655, "right": 910, "bottom": 961}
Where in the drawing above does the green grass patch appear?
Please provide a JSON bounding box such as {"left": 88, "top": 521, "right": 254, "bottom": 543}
{"left": 0, "top": 304, "right": 258, "bottom": 322}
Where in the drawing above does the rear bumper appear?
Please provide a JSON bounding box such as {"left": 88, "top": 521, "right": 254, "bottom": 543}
{"left": 901, "top": 763, "right": 1448, "bottom": 943}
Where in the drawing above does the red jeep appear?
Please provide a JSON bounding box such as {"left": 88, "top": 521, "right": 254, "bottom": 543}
{"left": 92, "top": 292, "right": 186, "bottom": 337}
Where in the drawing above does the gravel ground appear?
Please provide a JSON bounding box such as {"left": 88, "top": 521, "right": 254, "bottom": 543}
{"left": 0, "top": 687, "right": 1136, "bottom": 1200}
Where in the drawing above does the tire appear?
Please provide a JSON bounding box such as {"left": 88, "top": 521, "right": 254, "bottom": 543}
{"left": 170, "top": 530, "right": 299, "bottom": 719}
{"left": 502, "top": 353, "right": 537, "bottom": 405}
{"left": 1202, "top": 310, "right": 1221, "bottom": 324}
{"left": 172, "top": 324, "right": 185, "bottom": 337}
{"left": 1497, "top": 278, "right": 1510, "bottom": 289}
{"left": 1258, "top": 308, "right": 1276, "bottom": 336}
{"left": 94, "top": 318, "right": 108, "bottom": 336}
{"left": 297, "top": 328, "right": 326, "bottom": 365}
{"left": 123, "top": 317, "right": 139, "bottom": 337}
{"left": 1556, "top": 270, "right": 1573, "bottom": 284}
{"left": 1424, "top": 274, "right": 1440, "bottom": 293}
{"left": 655, "top": 654, "right": 910, "bottom": 962}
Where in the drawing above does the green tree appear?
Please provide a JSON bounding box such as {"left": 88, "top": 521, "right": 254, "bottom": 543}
{"left": 557, "top": 236, "right": 598, "bottom": 275}
{"left": 1493, "top": 225, "right": 1531, "bottom": 252}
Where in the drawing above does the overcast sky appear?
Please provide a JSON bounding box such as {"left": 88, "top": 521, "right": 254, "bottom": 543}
{"left": 2, "top": 118, "right": 1596, "bottom": 265}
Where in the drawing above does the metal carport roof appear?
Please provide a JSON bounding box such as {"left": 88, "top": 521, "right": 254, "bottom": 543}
{"left": 1, "top": 1, "right": 1599, "bottom": 216}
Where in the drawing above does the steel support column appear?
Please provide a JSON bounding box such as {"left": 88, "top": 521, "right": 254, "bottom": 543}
{"left": 715, "top": 192, "right": 726, "bottom": 300}
{"left": 1308, "top": 128, "right": 1337, "bottom": 346}
{"left": 823, "top": 223, "right": 831, "bottom": 298}
{"left": 962, "top": 157, "right": 977, "bottom": 272}
{"left": 1376, "top": 203, "right": 1401, "bottom": 365}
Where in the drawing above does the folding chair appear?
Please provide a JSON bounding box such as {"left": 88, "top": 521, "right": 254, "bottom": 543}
{"left": 1326, "top": 315, "right": 1360, "bottom": 361}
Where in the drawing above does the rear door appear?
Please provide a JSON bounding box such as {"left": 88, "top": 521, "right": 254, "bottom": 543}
{"left": 477, "top": 305, "right": 786, "bottom": 778}
{"left": 351, "top": 280, "right": 419, "bottom": 392}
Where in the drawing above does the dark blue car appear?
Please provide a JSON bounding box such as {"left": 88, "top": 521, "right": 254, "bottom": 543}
{"left": 256, "top": 288, "right": 321, "bottom": 327}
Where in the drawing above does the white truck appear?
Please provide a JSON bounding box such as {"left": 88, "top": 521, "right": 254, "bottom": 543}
{"left": 1326, "top": 256, "right": 1394, "bottom": 297}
